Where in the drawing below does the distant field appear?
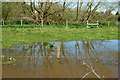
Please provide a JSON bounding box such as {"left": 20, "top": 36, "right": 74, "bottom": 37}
{"left": 2, "top": 25, "right": 118, "bottom": 48}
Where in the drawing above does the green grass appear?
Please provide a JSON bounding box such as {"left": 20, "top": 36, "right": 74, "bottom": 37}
{"left": 1, "top": 25, "right": 118, "bottom": 48}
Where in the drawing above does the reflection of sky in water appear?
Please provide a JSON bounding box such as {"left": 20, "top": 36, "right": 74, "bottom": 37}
{"left": 96, "top": 40, "right": 118, "bottom": 52}
{"left": 2, "top": 40, "right": 118, "bottom": 78}
{"left": 3, "top": 40, "right": 119, "bottom": 56}
{"left": 52, "top": 40, "right": 119, "bottom": 56}
{"left": 2, "top": 39, "right": 119, "bottom": 64}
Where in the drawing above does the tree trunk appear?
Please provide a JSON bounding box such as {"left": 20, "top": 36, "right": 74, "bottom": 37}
{"left": 76, "top": 0, "right": 79, "bottom": 23}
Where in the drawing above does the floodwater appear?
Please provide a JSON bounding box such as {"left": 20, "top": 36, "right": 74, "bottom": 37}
{"left": 2, "top": 40, "right": 119, "bottom": 78}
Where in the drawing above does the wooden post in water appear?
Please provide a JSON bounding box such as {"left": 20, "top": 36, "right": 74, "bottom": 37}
{"left": 21, "top": 20, "right": 23, "bottom": 26}
{"left": 66, "top": 20, "right": 68, "bottom": 29}
{"left": 57, "top": 42, "right": 61, "bottom": 59}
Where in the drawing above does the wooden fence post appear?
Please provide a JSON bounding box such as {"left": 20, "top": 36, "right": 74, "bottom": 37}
{"left": 97, "top": 21, "right": 99, "bottom": 28}
{"left": 21, "top": 20, "right": 23, "bottom": 26}
{"left": 41, "top": 19, "right": 43, "bottom": 27}
{"left": 66, "top": 20, "right": 68, "bottom": 29}
{"left": 108, "top": 21, "right": 109, "bottom": 27}
{"left": 87, "top": 20, "right": 89, "bottom": 28}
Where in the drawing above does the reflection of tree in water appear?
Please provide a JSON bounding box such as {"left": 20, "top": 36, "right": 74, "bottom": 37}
{"left": 74, "top": 41, "right": 118, "bottom": 79}
{"left": 15, "top": 40, "right": 118, "bottom": 66}
{"left": 3, "top": 40, "right": 118, "bottom": 78}
{"left": 76, "top": 40, "right": 115, "bottom": 64}
{"left": 15, "top": 42, "right": 55, "bottom": 72}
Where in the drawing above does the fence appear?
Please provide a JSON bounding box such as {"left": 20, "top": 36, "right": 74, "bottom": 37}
{"left": 1, "top": 19, "right": 118, "bottom": 28}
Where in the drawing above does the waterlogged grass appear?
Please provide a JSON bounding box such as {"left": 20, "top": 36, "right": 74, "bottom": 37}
{"left": 0, "top": 55, "right": 16, "bottom": 64}
{"left": 2, "top": 26, "right": 118, "bottom": 48}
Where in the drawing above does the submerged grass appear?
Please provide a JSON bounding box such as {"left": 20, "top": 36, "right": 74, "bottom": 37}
{"left": 2, "top": 25, "right": 118, "bottom": 48}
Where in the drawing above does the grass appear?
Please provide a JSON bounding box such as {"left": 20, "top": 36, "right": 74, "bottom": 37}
{"left": 1, "top": 25, "right": 118, "bottom": 48}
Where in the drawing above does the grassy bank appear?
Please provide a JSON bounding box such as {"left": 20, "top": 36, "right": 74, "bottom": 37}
{"left": 2, "top": 25, "right": 118, "bottom": 48}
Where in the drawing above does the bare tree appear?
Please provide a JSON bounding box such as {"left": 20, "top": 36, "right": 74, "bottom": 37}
{"left": 22, "top": 0, "right": 71, "bottom": 25}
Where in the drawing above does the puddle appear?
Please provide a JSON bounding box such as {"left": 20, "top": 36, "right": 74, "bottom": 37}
{"left": 2, "top": 40, "right": 119, "bottom": 78}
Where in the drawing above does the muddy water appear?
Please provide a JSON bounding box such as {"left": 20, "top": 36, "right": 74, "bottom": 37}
{"left": 2, "top": 40, "right": 119, "bottom": 78}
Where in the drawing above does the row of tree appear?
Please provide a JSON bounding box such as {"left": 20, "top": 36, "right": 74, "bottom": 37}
{"left": 2, "top": 1, "right": 119, "bottom": 25}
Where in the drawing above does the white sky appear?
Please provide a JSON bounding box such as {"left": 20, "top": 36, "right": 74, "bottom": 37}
{"left": 1, "top": 0, "right": 120, "bottom": 2}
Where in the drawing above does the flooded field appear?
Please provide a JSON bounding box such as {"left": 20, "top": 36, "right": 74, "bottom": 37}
{"left": 2, "top": 40, "right": 119, "bottom": 78}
